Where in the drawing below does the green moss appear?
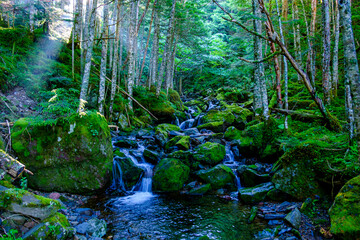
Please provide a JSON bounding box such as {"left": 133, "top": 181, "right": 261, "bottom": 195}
{"left": 168, "top": 150, "right": 199, "bottom": 170}
{"left": 197, "top": 164, "right": 235, "bottom": 189}
{"left": 197, "top": 121, "right": 225, "bottom": 132}
{"left": 202, "top": 110, "right": 235, "bottom": 125}
{"left": 224, "top": 126, "right": 242, "bottom": 140}
{"left": 168, "top": 89, "right": 184, "bottom": 111}
{"left": 153, "top": 158, "right": 190, "bottom": 192}
{"left": 329, "top": 175, "right": 360, "bottom": 239}
{"left": 11, "top": 111, "right": 113, "bottom": 194}
{"left": 165, "top": 135, "right": 190, "bottom": 150}
{"left": 114, "top": 149, "right": 126, "bottom": 158}
{"left": 193, "top": 142, "right": 226, "bottom": 166}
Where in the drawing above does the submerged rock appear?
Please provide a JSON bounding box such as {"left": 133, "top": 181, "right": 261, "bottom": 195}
{"left": 11, "top": 111, "right": 113, "bottom": 194}
{"left": 238, "top": 182, "right": 274, "bottom": 204}
{"left": 153, "top": 158, "right": 190, "bottom": 192}
{"left": 329, "top": 175, "right": 360, "bottom": 239}
{"left": 193, "top": 142, "right": 226, "bottom": 166}
{"left": 75, "top": 218, "right": 107, "bottom": 238}
{"left": 196, "top": 164, "right": 235, "bottom": 189}
{"left": 187, "top": 183, "right": 211, "bottom": 196}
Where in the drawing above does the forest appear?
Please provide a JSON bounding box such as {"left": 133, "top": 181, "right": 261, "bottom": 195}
{"left": 0, "top": 0, "right": 359, "bottom": 239}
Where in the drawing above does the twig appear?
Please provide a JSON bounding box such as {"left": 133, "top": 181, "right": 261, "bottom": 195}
{"left": 326, "top": 160, "right": 346, "bottom": 172}
{"left": 0, "top": 98, "right": 18, "bottom": 117}
{"left": 24, "top": 169, "right": 34, "bottom": 175}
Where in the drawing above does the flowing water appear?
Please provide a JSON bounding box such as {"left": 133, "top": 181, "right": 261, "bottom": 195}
{"left": 98, "top": 99, "right": 266, "bottom": 239}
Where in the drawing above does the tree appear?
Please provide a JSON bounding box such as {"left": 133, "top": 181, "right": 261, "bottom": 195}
{"left": 322, "top": 0, "right": 331, "bottom": 104}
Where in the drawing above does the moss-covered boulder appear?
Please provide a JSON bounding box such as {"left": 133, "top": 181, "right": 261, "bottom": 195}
{"left": 165, "top": 135, "right": 190, "bottom": 151}
{"left": 114, "top": 156, "right": 144, "bottom": 190}
{"left": 197, "top": 121, "right": 225, "bottom": 133}
{"left": 22, "top": 213, "right": 74, "bottom": 240}
{"left": 168, "top": 89, "right": 184, "bottom": 111}
{"left": 329, "top": 175, "right": 360, "bottom": 239}
{"left": 188, "top": 184, "right": 211, "bottom": 196}
{"left": 196, "top": 164, "right": 235, "bottom": 189}
{"left": 238, "top": 182, "right": 274, "bottom": 204}
{"left": 155, "top": 123, "right": 181, "bottom": 146}
{"left": 193, "top": 142, "right": 226, "bottom": 166}
{"left": 239, "top": 167, "right": 270, "bottom": 187}
{"left": 224, "top": 126, "right": 242, "bottom": 140}
{"left": 202, "top": 110, "right": 235, "bottom": 125}
{"left": 0, "top": 188, "right": 62, "bottom": 220}
{"left": 11, "top": 111, "right": 113, "bottom": 194}
{"left": 153, "top": 158, "right": 190, "bottom": 192}
{"left": 133, "top": 87, "right": 176, "bottom": 122}
{"left": 168, "top": 150, "right": 199, "bottom": 170}
{"left": 224, "top": 104, "right": 253, "bottom": 129}
{"left": 143, "top": 148, "right": 161, "bottom": 165}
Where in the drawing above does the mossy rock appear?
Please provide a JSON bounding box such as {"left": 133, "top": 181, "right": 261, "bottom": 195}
{"left": 224, "top": 104, "right": 253, "bottom": 129}
{"left": 133, "top": 87, "right": 176, "bottom": 122}
{"left": 188, "top": 183, "right": 211, "bottom": 195}
{"left": 11, "top": 111, "right": 113, "bottom": 194}
{"left": 197, "top": 121, "right": 225, "bottom": 133}
{"left": 0, "top": 188, "right": 62, "bottom": 220}
{"left": 153, "top": 158, "right": 190, "bottom": 192}
{"left": 155, "top": 124, "right": 181, "bottom": 146}
{"left": 115, "top": 156, "right": 144, "bottom": 190}
{"left": 168, "top": 150, "right": 199, "bottom": 170}
{"left": 329, "top": 175, "right": 360, "bottom": 239}
{"left": 193, "top": 142, "right": 226, "bottom": 166}
{"left": 238, "top": 182, "right": 274, "bottom": 204}
{"left": 184, "top": 99, "right": 207, "bottom": 110}
{"left": 168, "top": 89, "right": 184, "bottom": 111}
{"left": 196, "top": 164, "right": 235, "bottom": 189}
{"left": 22, "top": 212, "right": 73, "bottom": 240}
{"left": 224, "top": 126, "right": 242, "bottom": 140}
{"left": 165, "top": 135, "right": 190, "bottom": 151}
{"left": 202, "top": 110, "right": 235, "bottom": 125}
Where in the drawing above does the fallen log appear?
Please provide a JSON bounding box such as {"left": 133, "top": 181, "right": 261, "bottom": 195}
{"left": 0, "top": 150, "right": 26, "bottom": 179}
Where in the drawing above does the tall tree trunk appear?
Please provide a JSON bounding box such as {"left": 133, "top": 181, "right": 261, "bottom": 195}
{"left": 127, "top": 1, "right": 137, "bottom": 109}
{"left": 78, "top": 0, "right": 98, "bottom": 110}
{"left": 109, "top": 0, "right": 121, "bottom": 118}
{"left": 339, "top": 0, "right": 360, "bottom": 153}
{"left": 281, "top": 0, "right": 288, "bottom": 19}
{"left": 98, "top": 0, "right": 110, "bottom": 115}
{"left": 150, "top": 5, "right": 160, "bottom": 89}
{"left": 332, "top": 0, "right": 340, "bottom": 98}
{"left": 322, "top": 0, "right": 331, "bottom": 104}
{"left": 82, "top": 0, "right": 92, "bottom": 74}
{"left": 253, "top": 0, "right": 268, "bottom": 118}
{"left": 157, "top": 0, "right": 177, "bottom": 96}
{"left": 165, "top": 20, "right": 177, "bottom": 94}
{"left": 292, "top": 0, "right": 302, "bottom": 81}
{"left": 74, "top": 0, "right": 83, "bottom": 45}
{"left": 276, "top": 0, "right": 289, "bottom": 129}
{"left": 309, "top": 0, "right": 317, "bottom": 87}
{"left": 169, "top": 32, "right": 180, "bottom": 90}
{"left": 133, "top": 0, "right": 140, "bottom": 86}
{"left": 29, "top": 0, "right": 35, "bottom": 33}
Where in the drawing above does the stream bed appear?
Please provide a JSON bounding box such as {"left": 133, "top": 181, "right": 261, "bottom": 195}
{"left": 87, "top": 193, "right": 267, "bottom": 239}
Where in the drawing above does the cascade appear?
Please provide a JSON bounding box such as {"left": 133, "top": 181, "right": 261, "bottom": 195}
{"left": 111, "top": 157, "right": 126, "bottom": 192}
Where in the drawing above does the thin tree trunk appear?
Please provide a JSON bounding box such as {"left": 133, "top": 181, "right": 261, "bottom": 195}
{"left": 29, "top": 0, "right": 35, "bottom": 33}
{"left": 157, "top": 0, "right": 177, "bottom": 96}
{"left": 82, "top": 0, "right": 92, "bottom": 74}
{"left": 133, "top": 0, "right": 140, "bottom": 86}
{"left": 339, "top": 0, "right": 360, "bottom": 153}
{"left": 253, "top": 0, "right": 268, "bottom": 118}
{"left": 165, "top": 20, "right": 177, "bottom": 94}
{"left": 332, "top": 0, "right": 340, "bottom": 98}
{"left": 292, "top": 0, "right": 302, "bottom": 81}
{"left": 322, "top": 0, "right": 332, "bottom": 104}
{"left": 109, "top": 0, "right": 121, "bottom": 118}
{"left": 127, "top": 1, "right": 137, "bottom": 109}
{"left": 150, "top": 5, "right": 160, "bottom": 89}
{"left": 276, "top": 0, "right": 289, "bottom": 129}
{"left": 98, "top": 0, "right": 110, "bottom": 115}
{"left": 139, "top": 0, "right": 157, "bottom": 83}
{"left": 309, "top": 0, "right": 317, "bottom": 87}
{"left": 169, "top": 33, "right": 180, "bottom": 89}
{"left": 74, "top": 0, "right": 83, "bottom": 45}
{"left": 78, "top": 0, "right": 98, "bottom": 110}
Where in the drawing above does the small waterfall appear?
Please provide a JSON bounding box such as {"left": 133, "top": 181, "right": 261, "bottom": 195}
{"left": 111, "top": 158, "right": 126, "bottom": 191}
{"left": 207, "top": 100, "right": 217, "bottom": 111}
{"left": 223, "top": 143, "right": 242, "bottom": 190}
{"left": 179, "top": 119, "right": 195, "bottom": 130}
{"left": 121, "top": 146, "right": 154, "bottom": 193}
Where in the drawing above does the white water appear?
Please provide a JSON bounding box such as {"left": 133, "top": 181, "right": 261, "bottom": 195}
{"left": 179, "top": 119, "right": 195, "bottom": 130}
{"left": 223, "top": 143, "right": 242, "bottom": 190}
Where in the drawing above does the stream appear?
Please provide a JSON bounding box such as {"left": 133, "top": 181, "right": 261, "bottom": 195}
{"left": 88, "top": 100, "right": 270, "bottom": 239}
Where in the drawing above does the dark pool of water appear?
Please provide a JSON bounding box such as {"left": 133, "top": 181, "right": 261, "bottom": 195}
{"left": 88, "top": 192, "right": 267, "bottom": 240}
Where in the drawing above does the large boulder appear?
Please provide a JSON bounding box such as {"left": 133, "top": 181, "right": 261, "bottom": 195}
{"left": 238, "top": 182, "right": 274, "bottom": 204}
{"left": 168, "top": 150, "right": 199, "bottom": 170}
{"left": 11, "top": 111, "right": 113, "bottom": 194}
{"left": 237, "top": 165, "right": 270, "bottom": 187}
{"left": 193, "top": 142, "right": 226, "bottom": 166}
{"left": 196, "top": 164, "right": 235, "bottom": 189}
{"left": 197, "top": 109, "right": 235, "bottom": 132}
{"left": 153, "top": 158, "right": 190, "bottom": 192}
{"left": 114, "top": 156, "right": 144, "bottom": 190}
{"left": 224, "top": 104, "right": 252, "bottom": 129}
{"left": 0, "top": 188, "right": 62, "bottom": 220}
{"left": 329, "top": 175, "right": 360, "bottom": 239}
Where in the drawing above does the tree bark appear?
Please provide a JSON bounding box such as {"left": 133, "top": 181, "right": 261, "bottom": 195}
{"left": 332, "top": 0, "right": 340, "bottom": 98}
{"left": 98, "top": 0, "right": 110, "bottom": 115}
{"left": 309, "top": 0, "right": 317, "bottom": 87}
{"left": 322, "top": 0, "right": 332, "bottom": 104}
{"left": 127, "top": 1, "right": 137, "bottom": 109}
{"left": 157, "top": 0, "right": 177, "bottom": 96}
{"left": 150, "top": 5, "right": 160, "bottom": 89}
{"left": 78, "top": 0, "right": 98, "bottom": 110}
{"left": 339, "top": 0, "right": 360, "bottom": 153}
{"left": 109, "top": 0, "right": 121, "bottom": 118}
{"left": 0, "top": 150, "right": 25, "bottom": 179}
{"left": 74, "top": 0, "right": 83, "bottom": 45}
{"left": 29, "top": 0, "right": 35, "bottom": 33}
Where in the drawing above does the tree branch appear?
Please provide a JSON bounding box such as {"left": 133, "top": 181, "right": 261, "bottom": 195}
{"left": 239, "top": 51, "right": 282, "bottom": 63}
